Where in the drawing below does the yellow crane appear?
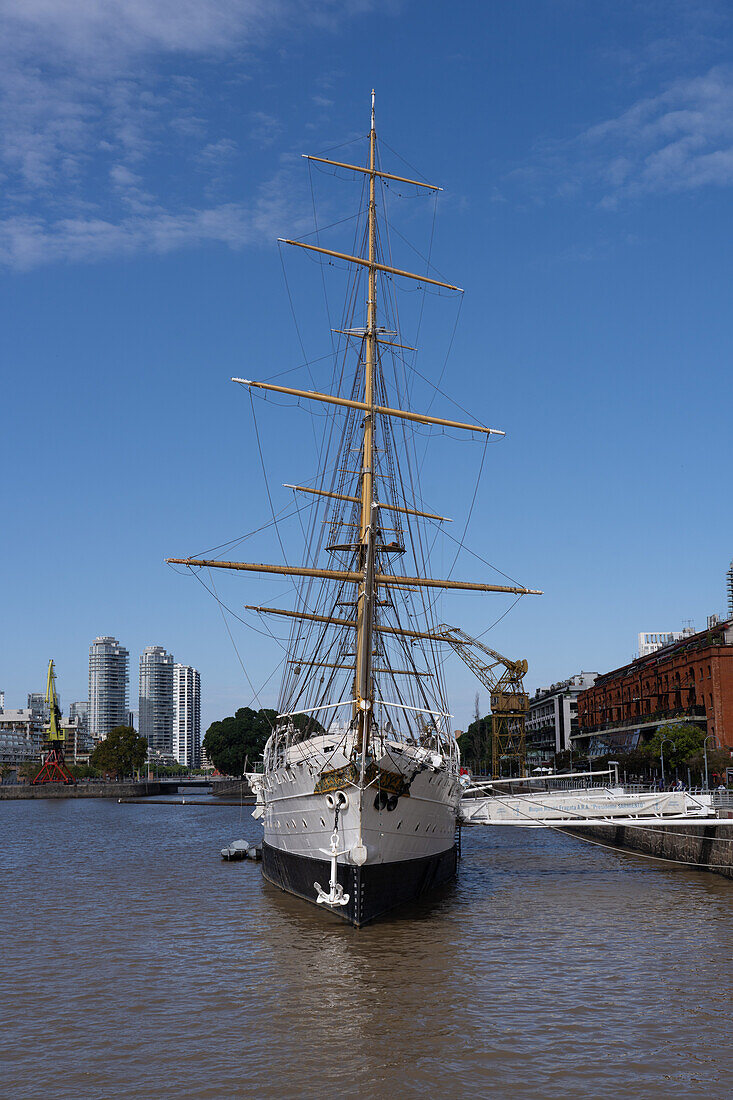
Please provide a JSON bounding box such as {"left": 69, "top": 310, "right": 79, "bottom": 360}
{"left": 31, "top": 659, "right": 75, "bottom": 785}
{"left": 438, "top": 625, "right": 529, "bottom": 777}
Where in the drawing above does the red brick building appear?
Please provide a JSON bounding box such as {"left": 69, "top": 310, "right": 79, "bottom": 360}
{"left": 576, "top": 619, "right": 733, "bottom": 755}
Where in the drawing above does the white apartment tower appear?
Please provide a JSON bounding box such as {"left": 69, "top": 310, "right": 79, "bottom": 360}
{"left": 173, "top": 664, "right": 201, "bottom": 768}
{"left": 139, "top": 646, "right": 175, "bottom": 757}
{"left": 89, "top": 636, "right": 129, "bottom": 741}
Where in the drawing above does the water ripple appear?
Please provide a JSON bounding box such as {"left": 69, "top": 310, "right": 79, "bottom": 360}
{"left": 1, "top": 801, "right": 731, "bottom": 1098}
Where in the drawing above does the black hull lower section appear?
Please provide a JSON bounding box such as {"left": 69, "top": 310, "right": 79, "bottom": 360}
{"left": 262, "top": 841, "right": 458, "bottom": 927}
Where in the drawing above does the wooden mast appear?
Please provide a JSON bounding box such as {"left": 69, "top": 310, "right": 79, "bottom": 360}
{"left": 354, "top": 90, "right": 378, "bottom": 755}
{"left": 167, "top": 93, "right": 544, "bottom": 758}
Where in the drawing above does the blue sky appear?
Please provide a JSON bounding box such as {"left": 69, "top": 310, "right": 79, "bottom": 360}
{"left": 3, "top": 0, "right": 733, "bottom": 731}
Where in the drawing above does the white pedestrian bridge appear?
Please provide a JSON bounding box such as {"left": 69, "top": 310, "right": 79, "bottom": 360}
{"left": 460, "top": 769, "right": 717, "bottom": 828}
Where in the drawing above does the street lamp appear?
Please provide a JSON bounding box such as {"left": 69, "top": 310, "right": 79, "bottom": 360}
{"left": 703, "top": 734, "right": 717, "bottom": 791}
{"left": 660, "top": 737, "right": 676, "bottom": 788}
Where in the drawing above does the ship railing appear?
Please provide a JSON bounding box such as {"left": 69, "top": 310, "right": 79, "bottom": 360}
{"left": 263, "top": 697, "right": 461, "bottom": 773}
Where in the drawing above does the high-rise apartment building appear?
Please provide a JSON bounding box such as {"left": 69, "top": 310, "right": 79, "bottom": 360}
{"left": 173, "top": 664, "right": 201, "bottom": 768}
{"left": 68, "top": 701, "right": 90, "bottom": 751}
{"left": 139, "top": 646, "right": 174, "bottom": 757}
{"left": 27, "top": 692, "right": 50, "bottom": 727}
{"left": 727, "top": 560, "right": 733, "bottom": 621}
{"left": 68, "top": 700, "right": 88, "bottom": 728}
{"left": 89, "top": 636, "right": 129, "bottom": 741}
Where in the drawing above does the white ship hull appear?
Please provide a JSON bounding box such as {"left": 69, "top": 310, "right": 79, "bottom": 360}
{"left": 171, "top": 95, "right": 537, "bottom": 928}
{"left": 249, "top": 733, "right": 462, "bottom": 925}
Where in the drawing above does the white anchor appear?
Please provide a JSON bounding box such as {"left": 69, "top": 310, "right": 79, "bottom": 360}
{"left": 314, "top": 797, "right": 350, "bottom": 907}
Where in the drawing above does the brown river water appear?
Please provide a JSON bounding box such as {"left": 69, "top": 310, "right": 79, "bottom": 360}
{"left": 2, "top": 795, "right": 732, "bottom": 1099}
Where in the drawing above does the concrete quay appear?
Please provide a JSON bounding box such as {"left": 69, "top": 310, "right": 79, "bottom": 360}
{"left": 562, "top": 821, "right": 733, "bottom": 879}
{"left": 210, "top": 778, "right": 253, "bottom": 798}
{"left": 0, "top": 781, "right": 169, "bottom": 800}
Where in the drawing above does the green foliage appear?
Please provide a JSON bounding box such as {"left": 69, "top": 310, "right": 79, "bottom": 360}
{"left": 687, "top": 747, "right": 731, "bottom": 782}
{"left": 460, "top": 715, "right": 492, "bottom": 772}
{"left": 203, "top": 708, "right": 276, "bottom": 775}
{"left": 644, "top": 723, "right": 706, "bottom": 769}
{"left": 67, "top": 763, "right": 100, "bottom": 780}
{"left": 90, "top": 726, "right": 147, "bottom": 778}
{"left": 588, "top": 724, "right": 731, "bottom": 784}
{"left": 154, "top": 764, "right": 190, "bottom": 777}
{"left": 19, "top": 759, "right": 40, "bottom": 780}
{"left": 203, "top": 708, "right": 325, "bottom": 775}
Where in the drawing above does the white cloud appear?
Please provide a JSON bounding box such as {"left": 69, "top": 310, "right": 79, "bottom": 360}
{"left": 197, "top": 138, "right": 238, "bottom": 165}
{"left": 0, "top": 0, "right": 381, "bottom": 268}
{"left": 525, "top": 65, "right": 733, "bottom": 206}
{"left": 0, "top": 1, "right": 283, "bottom": 67}
{"left": 249, "top": 111, "right": 283, "bottom": 147}
{"left": 0, "top": 164, "right": 311, "bottom": 269}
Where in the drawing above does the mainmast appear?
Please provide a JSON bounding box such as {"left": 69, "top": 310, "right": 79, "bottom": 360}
{"left": 167, "top": 91, "right": 544, "bottom": 751}
{"left": 354, "top": 89, "right": 378, "bottom": 754}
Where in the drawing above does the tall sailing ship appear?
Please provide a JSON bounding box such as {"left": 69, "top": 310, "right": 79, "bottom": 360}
{"left": 169, "top": 94, "right": 540, "bottom": 926}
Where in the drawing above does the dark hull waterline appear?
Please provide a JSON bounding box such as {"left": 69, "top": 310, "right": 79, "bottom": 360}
{"left": 262, "top": 841, "right": 458, "bottom": 927}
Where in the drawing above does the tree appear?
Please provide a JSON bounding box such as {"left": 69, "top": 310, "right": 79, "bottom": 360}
{"left": 460, "top": 714, "right": 492, "bottom": 773}
{"left": 19, "top": 759, "right": 40, "bottom": 781}
{"left": 155, "top": 763, "right": 190, "bottom": 777}
{"left": 67, "top": 763, "right": 100, "bottom": 780}
{"left": 687, "top": 747, "right": 732, "bottom": 785}
{"left": 203, "top": 707, "right": 324, "bottom": 775}
{"left": 203, "top": 708, "right": 276, "bottom": 776}
{"left": 644, "top": 723, "right": 705, "bottom": 774}
{"left": 90, "top": 726, "right": 147, "bottom": 778}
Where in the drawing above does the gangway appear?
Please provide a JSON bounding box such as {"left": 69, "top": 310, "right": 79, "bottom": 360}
{"left": 460, "top": 768, "right": 717, "bottom": 827}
